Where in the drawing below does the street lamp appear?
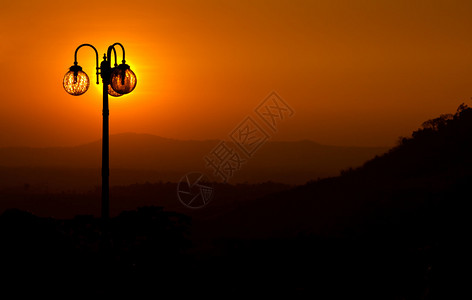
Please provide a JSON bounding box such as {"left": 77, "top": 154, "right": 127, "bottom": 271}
{"left": 63, "top": 43, "right": 137, "bottom": 220}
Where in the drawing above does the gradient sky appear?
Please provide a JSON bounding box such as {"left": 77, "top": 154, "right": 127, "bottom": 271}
{"left": 1, "top": 0, "right": 472, "bottom": 147}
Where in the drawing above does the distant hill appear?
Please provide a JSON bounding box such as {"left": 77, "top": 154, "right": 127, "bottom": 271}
{"left": 0, "top": 133, "right": 387, "bottom": 189}
{"left": 183, "top": 104, "right": 470, "bottom": 298}
{"left": 205, "top": 103, "right": 472, "bottom": 238}
{"left": 2, "top": 106, "right": 469, "bottom": 299}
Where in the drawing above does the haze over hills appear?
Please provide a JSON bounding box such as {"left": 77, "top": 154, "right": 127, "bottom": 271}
{"left": 0, "top": 106, "right": 468, "bottom": 298}
{"left": 0, "top": 133, "right": 388, "bottom": 189}
{"left": 206, "top": 104, "right": 472, "bottom": 239}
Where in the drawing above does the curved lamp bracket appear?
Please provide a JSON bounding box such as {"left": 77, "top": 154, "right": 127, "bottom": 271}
{"left": 74, "top": 44, "right": 100, "bottom": 84}
{"left": 111, "top": 47, "right": 118, "bottom": 67}
{"left": 107, "top": 43, "right": 126, "bottom": 64}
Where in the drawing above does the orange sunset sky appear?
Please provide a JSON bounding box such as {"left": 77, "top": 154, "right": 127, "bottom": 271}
{"left": 1, "top": 0, "right": 472, "bottom": 148}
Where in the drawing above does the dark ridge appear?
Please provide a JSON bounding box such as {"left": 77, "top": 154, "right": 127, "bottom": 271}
{"left": 2, "top": 104, "right": 470, "bottom": 297}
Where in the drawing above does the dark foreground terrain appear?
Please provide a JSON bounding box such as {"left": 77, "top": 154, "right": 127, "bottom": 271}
{"left": 1, "top": 104, "right": 470, "bottom": 298}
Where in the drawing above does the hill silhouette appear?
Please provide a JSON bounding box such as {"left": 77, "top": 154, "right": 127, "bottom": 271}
{"left": 1, "top": 104, "right": 470, "bottom": 297}
{"left": 0, "top": 133, "right": 387, "bottom": 189}
{"left": 206, "top": 103, "right": 471, "bottom": 236}
{"left": 188, "top": 103, "right": 470, "bottom": 298}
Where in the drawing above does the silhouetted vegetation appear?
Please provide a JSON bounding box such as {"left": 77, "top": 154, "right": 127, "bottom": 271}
{"left": 1, "top": 104, "right": 470, "bottom": 297}
{"left": 0, "top": 206, "right": 191, "bottom": 297}
{"left": 0, "top": 181, "right": 293, "bottom": 218}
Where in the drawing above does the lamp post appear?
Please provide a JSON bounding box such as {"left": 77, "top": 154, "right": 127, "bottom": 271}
{"left": 63, "top": 43, "right": 137, "bottom": 221}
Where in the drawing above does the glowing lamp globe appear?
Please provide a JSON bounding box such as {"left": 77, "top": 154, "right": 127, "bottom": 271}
{"left": 63, "top": 65, "right": 90, "bottom": 96}
{"left": 108, "top": 84, "right": 123, "bottom": 97}
{"left": 110, "top": 64, "right": 137, "bottom": 95}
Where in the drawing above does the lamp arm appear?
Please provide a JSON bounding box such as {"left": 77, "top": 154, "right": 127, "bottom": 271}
{"left": 74, "top": 44, "right": 100, "bottom": 84}
{"left": 111, "top": 47, "right": 118, "bottom": 66}
{"left": 108, "top": 43, "right": 126, "bottom": 64}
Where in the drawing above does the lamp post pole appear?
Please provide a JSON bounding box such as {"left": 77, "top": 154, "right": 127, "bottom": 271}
{"left": 101, "top": 55, "right": 110, "bottom": 220}
{"left": 63, "top": 43, "right": 137, "bottom": 221}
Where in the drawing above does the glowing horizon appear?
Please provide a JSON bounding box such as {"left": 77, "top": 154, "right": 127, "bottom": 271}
{"left": 1, "top": 0, "right": 471, "bottom": 148}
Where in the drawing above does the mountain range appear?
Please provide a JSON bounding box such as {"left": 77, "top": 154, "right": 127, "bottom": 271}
{"left": 0, "top": 133, "right": 388, "bottom": 189}
{"left": 1, "top": 105, "right": 469, "bottom": 298}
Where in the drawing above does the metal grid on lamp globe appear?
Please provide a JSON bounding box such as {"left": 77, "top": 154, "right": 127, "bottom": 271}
{"left": 63, "top": 69, "right": 90, "bottom": 96}
{"left": 108, "top": 84, "right": 123, "bottom": 97}
{"left": 110, "top": 66, "right": 137, "bottom": 95}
